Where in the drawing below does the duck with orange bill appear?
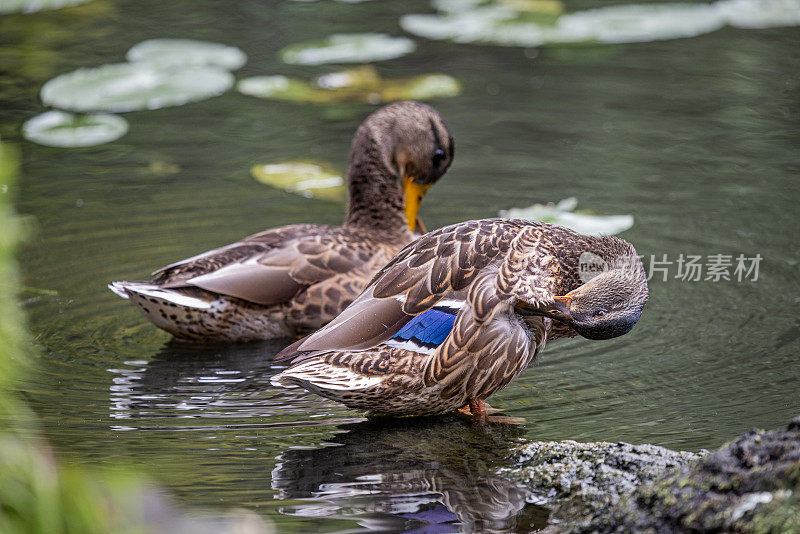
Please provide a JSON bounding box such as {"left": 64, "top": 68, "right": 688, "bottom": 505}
{"left": 109, "top": 101, "right": 454, "bottom": 342}
{"left": 272, "top": 219, "right": 648, "bottom": 423}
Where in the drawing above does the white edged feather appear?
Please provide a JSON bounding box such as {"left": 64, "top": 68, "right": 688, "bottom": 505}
{"left": 108, "top": 281, "right": 212, "bottom": 309}
{"left": 272, "top": 360, "right": 383, "bottom": 391}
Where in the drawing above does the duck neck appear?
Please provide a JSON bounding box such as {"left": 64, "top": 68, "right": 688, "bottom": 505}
{"left": 342, "top": 131, "right": 408, "bottom": 233}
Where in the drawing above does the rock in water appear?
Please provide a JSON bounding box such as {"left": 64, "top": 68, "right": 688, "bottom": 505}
{"left": 501, "top": 440, "right": 701, "bottom": 532}
{"left": 607, "top": 416, "right": 800, "bottom": 533}
{"left": 502, "top": 416, "right": 800, "bottom": 532}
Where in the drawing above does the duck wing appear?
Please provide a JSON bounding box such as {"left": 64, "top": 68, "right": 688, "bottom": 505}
{"left": 150, "top": 224, "right": 373, "bottom": 307}
{"left": 276, "top": 219, "right": 533, "bottom": 363}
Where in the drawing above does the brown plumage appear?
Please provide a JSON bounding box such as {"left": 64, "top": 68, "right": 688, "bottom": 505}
{"left": 272, "top": 219, "right": 649, "bottom": 419}
{"left": 108, "top": 101, "right": 454, "bottom": 342}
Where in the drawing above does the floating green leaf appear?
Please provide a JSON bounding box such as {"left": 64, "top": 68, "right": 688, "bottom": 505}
{"left": 237, "top": 65, "right": 460, "bottom": 104}
{"left": 499, "top": 198, "right": 634, "bottom": 236}
{"left": 385, "top": 73, "right": 461, "bottom": 101}
{"left": 22, "top": 111, "right": 128, "bottom": 147}
{"left": 0, "top": 0, "right": 93, "bottom": 14}
{"left": 251, "top": 161, "right": 345, "bottom": 201}
{"left": 280, "top": 33, "right": 416, "bottom": 65}
{"left": 126, "top": 39, "right": 247, "bottom": 70}
{"left": 401, "top": 0, "right": 800, "bottom": 47}
{"left": 237, "top": 75, "right": 324, "bottom": 103}
{"left": 40, "top": 63, "right": 234, "bottom": 113}
{"left": 717, "top": 0, "right": 800, "bottom": 29}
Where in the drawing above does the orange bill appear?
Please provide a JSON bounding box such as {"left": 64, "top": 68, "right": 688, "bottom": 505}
{"left": 403, "top": 176, "right": 432, "bottom": 233}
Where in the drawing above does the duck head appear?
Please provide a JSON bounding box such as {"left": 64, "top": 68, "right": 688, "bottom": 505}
{"left": 517, "top": 264, "right": 648, "bottom": 340}
{"left": 346, "top": 101, "right": 454, "bottom": 232}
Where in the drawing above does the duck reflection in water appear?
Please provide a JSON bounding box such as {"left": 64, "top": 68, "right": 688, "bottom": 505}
{"left": 271, "top": 417, "right": 548, "bottom": 533}
{"left": 107, "top": 339, "right": 359, "bottom": 428}
{"left": 106, "top": 343, "right": 547, "bottom": 532}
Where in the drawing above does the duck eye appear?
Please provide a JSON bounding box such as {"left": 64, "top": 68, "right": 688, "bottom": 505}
{"left": 595, "top": 310, "right": 606, "bottom": 317}
{"left": 432, "top": 148, "right": 445, "bottom": 165}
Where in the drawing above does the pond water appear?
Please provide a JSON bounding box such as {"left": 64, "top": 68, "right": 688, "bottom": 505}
{"left": 3, "top": 0, "right": 799, "bottom": 531}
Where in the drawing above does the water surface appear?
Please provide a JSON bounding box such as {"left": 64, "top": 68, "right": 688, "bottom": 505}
{"left": 2, "top": 0, "right": 799, "bottom": 531}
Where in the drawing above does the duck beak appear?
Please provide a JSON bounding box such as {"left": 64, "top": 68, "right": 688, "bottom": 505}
{"left": 515, "top": 295, "right": 573, "bottom": 322}
{"left": 403, "top": 175, "right": 432, "bottom": 233}
{"left": 551, "top": 295, "right": 573, "bottom": 320}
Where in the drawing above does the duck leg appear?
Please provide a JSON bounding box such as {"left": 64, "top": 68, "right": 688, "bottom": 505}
{"left": 457, "top": 400, "right": 501, "bottom": 416}
{"left": 457, "top": 399, "right": 525, "bottom": 425}
{"left": 469, "top": 398, "right": 488, "bottom": 425}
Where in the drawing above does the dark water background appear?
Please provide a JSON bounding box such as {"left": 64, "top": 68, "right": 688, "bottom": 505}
{"left": 2, "top": 0, "right": 799, "bottom": 531}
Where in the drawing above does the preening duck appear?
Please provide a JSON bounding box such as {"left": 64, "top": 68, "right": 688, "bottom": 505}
{"left": 272, "top": 219, "right": 648, "bottom": 422}
{"left": 109, "top": 101, "right": 454, "bottom": 342}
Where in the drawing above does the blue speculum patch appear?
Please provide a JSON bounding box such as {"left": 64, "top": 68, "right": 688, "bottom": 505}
{"left": 392, "top": 307, "right": 457, "bottom": 348}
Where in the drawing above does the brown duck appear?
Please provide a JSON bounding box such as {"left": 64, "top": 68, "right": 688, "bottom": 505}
{"left": 272, "top": 219, "right": 648, "bottom": 422}
{"left": 109, "top": 101, "right": 454, "bottom": 342}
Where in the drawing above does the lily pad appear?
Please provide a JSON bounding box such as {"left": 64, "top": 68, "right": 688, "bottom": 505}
{"left": 237, "top": 75, "right": 324, "bottom": 103}
{"left": 237, "top": 66, "right": 460, "bottom": 104}
{"left": 251, "top": 161, "right": 345, "bottom": 201}
{"left": 548, "top": 4, "right": 726, "bottom": 45}
{"left": 401, "top": 0, "right": 800, "bottom": 47}
{"left": 126, "top": 39, "right": 247, "bottom": 70}
{"left": 0, "top": 0, "right": 92, "bottom": 14}
{"left": 499, "top": 198, "right": 634, "bottom": 236}
{"left": 22, "top": 111, "right": 128, "bottom": 147}
{"left": 40, "top": 62, "right": 234, "bottom": 113}
{"left": 280, "top": 33, "right": 416, "bottom": 65}
{"left": 316, "top": 65, "right": 381, "bottom": 90}
{"left": 386, "top": 73, "right": 461, "bottom": 100}
{"left": 716, "top": 0, "right": 800, "bottom": 29}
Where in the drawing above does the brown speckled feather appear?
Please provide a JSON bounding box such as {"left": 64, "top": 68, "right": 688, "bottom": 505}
{"left": 273, "top": 218, "right": 647, "bottom": 416}
{"left": 108, "top": 102, "right": 455, "bottom": 342}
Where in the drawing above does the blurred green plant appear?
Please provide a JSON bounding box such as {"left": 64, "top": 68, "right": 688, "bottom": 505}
{"left": 0, "top": 139, "right": 270, "bottom": 534}
{"left": 0, "top": 140, "right": 142, "bottom": 533}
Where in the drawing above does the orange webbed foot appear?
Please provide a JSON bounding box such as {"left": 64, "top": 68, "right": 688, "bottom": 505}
{"left": 457, "top": 399, "right": 523, "bottom": 425}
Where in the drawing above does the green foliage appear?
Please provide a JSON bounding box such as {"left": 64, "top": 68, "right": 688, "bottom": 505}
{"left": 0, "top": 142, "right": 32, "bottom": 433}
{"left": 0, "top": 140, "right": 151, "bottom": 533}
{"left": 0, "top": 437, "right": 151, "bottom": 534}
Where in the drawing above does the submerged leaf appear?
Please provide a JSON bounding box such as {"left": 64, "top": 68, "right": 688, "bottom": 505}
{"left": 401, "top": 0, "right": 800, "bottom": 47}
{"left": 126, "top": 39, "right": 247, "bottom": 70}
{"left": 22, "top": 111, "right": 128, "bottom": 147}
{"left": 251, "top": 161, "right": 345, "bottom": 201}
{"left": 280, "top": 33, "right": 416, "bottom": 65}
{"left": 237, "top": 65, "right": 460, "bottom": 104}
{"left": 499, "top": 198, "right": 634, "bottom": 236}
{"left": 0, "top": 0, "right": 92, "bottom": 14}
{"left": 41, "top": 62, "right": 234, "bottom": 113}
